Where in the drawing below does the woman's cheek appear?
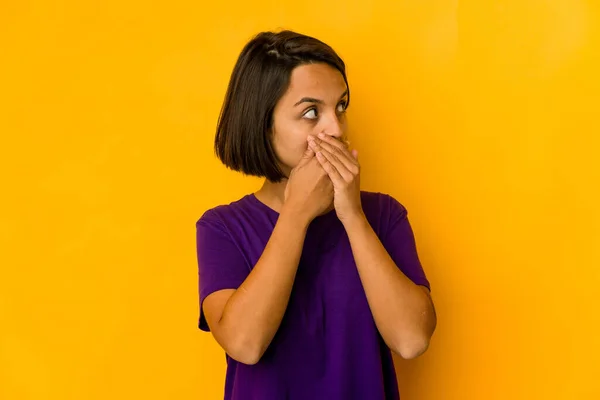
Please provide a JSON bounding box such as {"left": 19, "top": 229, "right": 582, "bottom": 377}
{"left": 278, "top": 126, "right": 312, "bottom": 168}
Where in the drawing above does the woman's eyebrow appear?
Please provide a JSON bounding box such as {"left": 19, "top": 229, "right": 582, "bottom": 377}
{"left": 294, "top": 97, "right": 323, "bottom": 107}
{"left": 293, "top": 89, "right": 349, "bottom": 107}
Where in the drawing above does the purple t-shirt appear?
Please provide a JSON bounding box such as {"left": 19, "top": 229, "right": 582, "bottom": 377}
{"left": 196, "top": 191, "right": 430, "bottom": 400}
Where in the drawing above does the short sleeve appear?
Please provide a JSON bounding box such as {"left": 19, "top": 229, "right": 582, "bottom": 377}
{"left": 381, "top": 195, "right": 431, "bottom": 291}
{"left": 196, "top": 210, "right": 249, "bottom": 331}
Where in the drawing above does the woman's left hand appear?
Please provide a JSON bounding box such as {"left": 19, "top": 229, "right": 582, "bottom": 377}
{"left": 308, "top": 133, "right": 364, "bottom": 224}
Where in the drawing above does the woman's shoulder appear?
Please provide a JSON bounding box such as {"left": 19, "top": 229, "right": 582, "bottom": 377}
{"left": 360, "top": 190, "right": 408, "bottom": 215}
{"left": 195, "top": 194, "right": 257, "bottom": 227}
{"left": 360, "top": 191, "right": 409, "bottom": 236}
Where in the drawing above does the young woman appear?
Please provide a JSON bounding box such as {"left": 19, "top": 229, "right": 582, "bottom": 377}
{"left": 196, "top": 30, "right": 437, "bottom": 400}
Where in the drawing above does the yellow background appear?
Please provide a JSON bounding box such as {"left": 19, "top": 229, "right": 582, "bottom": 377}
{"left": 1, "top": 1, "right": 599, "bottom": 399}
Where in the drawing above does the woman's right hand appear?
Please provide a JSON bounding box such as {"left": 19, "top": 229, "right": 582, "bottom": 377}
{"left": 283, "top": 146, "right": 334, "bottom": 223}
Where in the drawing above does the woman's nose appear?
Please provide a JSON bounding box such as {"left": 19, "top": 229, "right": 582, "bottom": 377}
{"left": 321, "top": 115, "right": 344, "bottom": 139}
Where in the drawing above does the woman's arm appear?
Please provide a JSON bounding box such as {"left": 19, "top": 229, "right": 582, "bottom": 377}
{"left": 203, "top": 207, "right": 310, "bottom": 365}
{"left": 201, "top": 147, "right": 332, "bottom": 365}
{"left": 343, "top": 215, "right": 436, "bottom": 359}
{"left": 309, "top": 133, "right": 436, "bottom": 359}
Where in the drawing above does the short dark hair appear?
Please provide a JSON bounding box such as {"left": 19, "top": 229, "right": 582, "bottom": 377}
{"left": 214, "top": 30, "right": 350, "bottom": 182}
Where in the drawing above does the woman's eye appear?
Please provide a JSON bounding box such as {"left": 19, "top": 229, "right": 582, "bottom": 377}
{"left": 304, "top": 108, "right": 318, "bottom": 119}
{"left": 337, "top": 102, "right": 348, "bottom": 113}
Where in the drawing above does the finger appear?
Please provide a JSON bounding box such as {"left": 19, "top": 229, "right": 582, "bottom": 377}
{"left": 316, "top": 133, "right": 347, "bottom": 152}
{"left": 351, "top": 149, "right": 358, "bottom": 160}
{"left": 311, "top": 138, "right": 359, "bottom": 176}
{"left": 296, "top": 145, "right": 315, "bottom": 167}
{"left": 312, "top": 144, "right": 354, "bottom": 183}
{"left": 315, "top": 151, "right": 346, "bottom": 187}
{"left": 315, "top": 135, "right": 358, "bottom": 169}
{"left": 317, "top": 134, "right": 359, "bottom": 167}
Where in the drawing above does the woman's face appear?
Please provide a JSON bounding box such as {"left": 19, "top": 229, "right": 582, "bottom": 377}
{"left": 271, "top": 63, "right": 349, "bottom": 177}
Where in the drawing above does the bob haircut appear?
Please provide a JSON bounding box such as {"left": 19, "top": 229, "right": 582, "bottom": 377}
{"left": 214, "top": 30, "right": 350, "bottom": 182}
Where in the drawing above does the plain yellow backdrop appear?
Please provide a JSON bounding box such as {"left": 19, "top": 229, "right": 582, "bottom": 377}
{"left": 1, "top": 1, "right": 599, "bottom": 399}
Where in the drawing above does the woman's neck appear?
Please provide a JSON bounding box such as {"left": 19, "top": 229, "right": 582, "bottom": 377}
{"left": 254, "top": 179, "right": 288, "bottom": 213}
{"left": 254, "top": 178, "right": 336, "bottom": 216}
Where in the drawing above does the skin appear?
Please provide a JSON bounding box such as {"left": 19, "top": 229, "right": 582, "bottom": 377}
{"left": 203, "top": 63, "right": 437, "bottom": 365}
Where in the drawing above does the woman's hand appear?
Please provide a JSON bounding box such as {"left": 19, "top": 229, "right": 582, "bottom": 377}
{"left": 283, "top": 146, "right": 334, "bottom": 224}
{"left": 307, "top": 134, "right": 364, "bottom": 224}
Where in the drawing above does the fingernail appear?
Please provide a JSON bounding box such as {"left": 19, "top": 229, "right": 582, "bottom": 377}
{"left": 318, "top": 133, "right": 325, "bottom": 139}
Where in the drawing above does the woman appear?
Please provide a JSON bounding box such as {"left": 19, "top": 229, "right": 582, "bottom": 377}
{"left": 196, "top": 30, "right": 437, "bottom": 400}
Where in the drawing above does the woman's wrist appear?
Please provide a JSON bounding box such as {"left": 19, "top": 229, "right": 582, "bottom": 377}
{"left": 340, "top": 211, "right": 369, "bottom": 232}
{"left": 279, "top": 203, "right": 312, "bottom": 230}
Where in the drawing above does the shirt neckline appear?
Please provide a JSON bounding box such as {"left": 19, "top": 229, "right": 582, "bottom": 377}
{"left": 247, "top": 193, "right": 338, "bottom": 223}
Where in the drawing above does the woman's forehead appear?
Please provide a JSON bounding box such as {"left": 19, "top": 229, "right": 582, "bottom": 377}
{"left": 283, "top": 64, "right": 347, "bottom": 102}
